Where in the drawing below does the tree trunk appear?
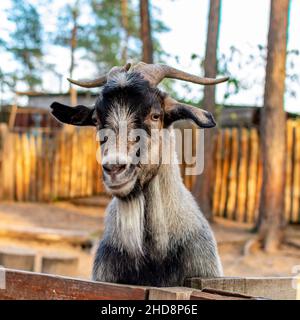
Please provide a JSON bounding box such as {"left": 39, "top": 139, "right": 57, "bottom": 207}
{"left": 192, "top": 0, "right": 221, "bottom": 221}
{"left": 257, "top": 0, "right": 290, "bottom": 252}
{"left": 140, "top": 0, "right": 153, "bottom": 63}
{"left": 69, "top": 6, "right": 78, "bottom": 106}
{"left": 121, "top": 0, "right": 129, "bottom": 63}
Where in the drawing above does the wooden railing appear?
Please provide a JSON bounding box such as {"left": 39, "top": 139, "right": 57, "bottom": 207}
{"left": 0, "top": 269, "right": 270, "bottom": 300}
{"left": 1, "top": 269, "right": 298, "bottom": 299}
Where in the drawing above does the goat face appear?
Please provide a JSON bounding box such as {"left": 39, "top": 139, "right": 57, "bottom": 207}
{"left": 95, "top": 73, "right": 166, "bottom": 198}
{"left": 50, "top": 63, "right": 227, "bottom": 199}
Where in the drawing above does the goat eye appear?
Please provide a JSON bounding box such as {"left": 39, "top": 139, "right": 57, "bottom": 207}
{"left": 151, "top": 113, "right": 160, "bottom": 121}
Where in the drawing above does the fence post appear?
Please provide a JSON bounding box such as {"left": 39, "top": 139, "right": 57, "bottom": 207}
{"left": 0, "top": 124, "right": 15, "bottom": 200}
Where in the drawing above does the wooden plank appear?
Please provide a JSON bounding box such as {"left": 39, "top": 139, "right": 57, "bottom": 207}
{"left": 148, "top": 286, "right": 256, "bottom": 300}
{"left": 255, "top": 144, "right": 263, "bottom": 220}
{"left": 15, "top": 133, "right": 23, "bottom": 201}
{"left": 52, "top": 132, "right": 61, "bottom": 200}
{"left": 87, "top": 130, "right": 95, "bottom": 196}
{"left": 81, "top": 129, "right": 87, "bottom": 196}
{"left": 95, "top": 140, "right": 104, "bottom": 194}
{"left": 292, "top": 121, "right": 300, "bottom": 223}
{"left": 201, "top": 288, "right": 263, "bottom": 299}
{"left": 41, "top": 254, "right": 79, "bottom": 277}
{"left": 29, "top": 134, "right": 37, "bottom": 201}
{"left": 62, "top": 128, "right": 71, "bottom": 199}
{"left": 285, "top": 120, "right": 295, "bottom": 222}
{"left": 43, "top": 134, "right": 52, "bottom": 201}
{"left": 212, "top": 130, "right": 223, "bottom": 216}
{"left": 22, "top": 133, "right": 31, "bottom": 201}
{"left": 59, "top": 129, "right": 66, "bottom": 198}
{"left": 36, "top": 133, "right": 43, "bottom": 201}
{"left": 0, "top": 125, "right": 15, "bottom": 200}
{"left": 187, "top": 276, "right": 297, "bottom": 300}
{"left": 218, "top": 129, "right": 231, "bottom": 217}
{"left": 148, "top": 287, "right": 193, "bottom": 300}
{"left": 236, "top": 128, "right": 249, "bottom": 222}
{"left": 0, "top": 269, "right": 148, "bottom": 300}
{"left": 226, "top": 128, "right": 239, "bottom": 219}
{"left": 246, "top": 128, "right": 259, "bottom": 223}
{"left": 70, "top": 130, "right": 78, "bottom": 198}
{"left": 0, "top": 248, "right": 35, "bottom": 272}
{"left": 190, "top": 290, "right": 254, "bottom": 300}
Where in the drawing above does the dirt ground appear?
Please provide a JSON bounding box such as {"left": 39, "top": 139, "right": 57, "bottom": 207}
{"left": 0, "top": 201, "right": 299, "bottom": 280}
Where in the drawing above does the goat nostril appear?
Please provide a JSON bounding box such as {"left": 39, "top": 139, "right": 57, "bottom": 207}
{"left": 102, "top": 164, "right": 112, "bottom": 173}
{"left": 103, "top": 164, "right": 127, "bottom": 175}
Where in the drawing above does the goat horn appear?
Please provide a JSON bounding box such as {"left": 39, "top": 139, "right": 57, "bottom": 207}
{"left": 67, "top": 75, "right": 107, "bottom": 88}
{"left": 67, "top": 62, "right": 131, "bottom": 88}
{"left": 132, "top": 62, "right": 229, "bottom": 87}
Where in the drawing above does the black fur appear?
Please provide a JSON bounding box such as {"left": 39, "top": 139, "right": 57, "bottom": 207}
{"left": 50, "top": 102, "right": 95, "bottom": 126}
{"left": 164, "top": 105, "right": 216, "bottom": 128}
{"left": 96, "top": 72, "right": 163, "bottom": 131}
{"left": 94, "top": 237, "right": 186, "bottom": 286}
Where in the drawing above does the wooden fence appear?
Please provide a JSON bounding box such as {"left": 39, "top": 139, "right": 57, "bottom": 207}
{"left": 0, "top": 124, "right": 104, "bottom": 202}
{"left": 212, "top": 119, "right": 300, "bottom": 224}
{"left": 0, "top": 120, "right": 300, "bottom": 224}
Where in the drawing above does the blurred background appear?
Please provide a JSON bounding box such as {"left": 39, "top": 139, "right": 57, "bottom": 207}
{"left": 0, "top": 0, "right": 299, "bottom": 280}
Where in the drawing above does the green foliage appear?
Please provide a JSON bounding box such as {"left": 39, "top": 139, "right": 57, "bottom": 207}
{"left": 51, "top": 1, "right": 92, "bottom": 56}
{"left": 81, "top": 0, "right": 140, "bottom": 72}
{"left": 218, "top": 45, "right": 300, "bottom": 102}
{"left": 82, "top": 0, "right": 170, "bottom": 73}
{"left": 1, "top": 0, "right": 170, "bottom": 94}
{"left": 150, "top": 4, "right": 171, "bottom": 63}
{"left": 6, "top": 0, "right": 44, "bottom": 90}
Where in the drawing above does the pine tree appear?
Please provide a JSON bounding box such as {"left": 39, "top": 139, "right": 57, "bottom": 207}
{"left": 84, "top": 0, "right": 169, "bottom": 72}
{"left": 140, "top": 0, "right": 153, "bottom": 63}
{"left": 6, "top": 0, "right": 44, "bottom": 90}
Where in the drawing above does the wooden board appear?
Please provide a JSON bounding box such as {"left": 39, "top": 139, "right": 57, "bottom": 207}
{"left": 226, "top": 128, "right": 238, "bottom": 219}
{"left": 246, "top": 128, "right": 259, "bottom": 223}
{"left": 0, "top": 269, "right": 148, "bottom": 300}
{"left": 236, "top": 128, "right": 249, "bottom": 222}
{"left": 186, "top": 276, "right": 298, "bottom": 300}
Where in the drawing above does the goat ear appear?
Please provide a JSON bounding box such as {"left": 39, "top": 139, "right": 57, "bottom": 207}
{"left": 163, "top": 96, "right": 216, "bottom": 128}
{"left": 50, "top": 102, "right": 96, "bottom": 126}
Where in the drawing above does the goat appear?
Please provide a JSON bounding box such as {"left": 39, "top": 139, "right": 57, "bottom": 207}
{"left": 50, "top": 62, "right": 228, "bottom": 286}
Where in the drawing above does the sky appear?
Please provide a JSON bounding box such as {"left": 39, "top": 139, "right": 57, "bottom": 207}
{"left": 0, "top": 0, "right": 300, "bottom": 113}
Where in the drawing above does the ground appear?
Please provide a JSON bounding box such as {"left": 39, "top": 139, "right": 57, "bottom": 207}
{"left": 0, "top": 200, "right": 299, "bottom": 280}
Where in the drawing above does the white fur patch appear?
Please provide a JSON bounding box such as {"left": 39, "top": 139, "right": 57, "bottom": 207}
{"left": 116, "top": 195, "right": 145, "bottom": 257}
{"left": 109, "top": 72, "right": 129, "bottom": 87}
{"left": 106, "top": 103, "right": 135, "bottom": 131}
{"left": 147, "top": 175, "right": 169, "bottom": 257}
